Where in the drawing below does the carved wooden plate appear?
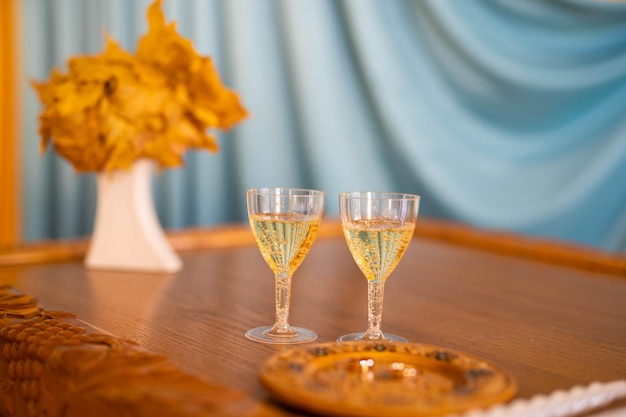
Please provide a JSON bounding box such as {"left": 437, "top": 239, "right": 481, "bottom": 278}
{"left": 259, "top": 342, "right": 516, "bottom": 417}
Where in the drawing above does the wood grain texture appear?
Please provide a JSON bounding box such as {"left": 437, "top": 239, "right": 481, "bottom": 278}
{"left": 0, "top": 286, "right": 280, "bottom": 417}
{"left": 1, "top": 222, "right": 625, "bottom": 416}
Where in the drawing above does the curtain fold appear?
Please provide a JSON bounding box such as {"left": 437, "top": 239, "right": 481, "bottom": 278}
{"left": 19, "top": 0, "right": 626, "bottom": 252}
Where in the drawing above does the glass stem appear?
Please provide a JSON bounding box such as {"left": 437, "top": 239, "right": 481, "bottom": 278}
{"left": 365, "top": 280, "right": 385, "bottom": 340}
{"left": 271, "top": 272, "right": 293, "bottom": 334}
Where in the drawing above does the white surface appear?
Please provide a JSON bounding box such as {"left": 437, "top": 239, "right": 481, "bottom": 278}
{"left": 450, "top": 380, "right": 626, "bottom": 417}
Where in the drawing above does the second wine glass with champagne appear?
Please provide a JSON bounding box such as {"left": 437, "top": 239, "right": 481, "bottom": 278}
{"left": 338, "top": 191, "right": 420, "bottom": 342}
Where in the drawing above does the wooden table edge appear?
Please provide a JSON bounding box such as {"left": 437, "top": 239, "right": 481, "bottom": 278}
{"left": 0, "top": 218, "right": 625, "bottom": 277}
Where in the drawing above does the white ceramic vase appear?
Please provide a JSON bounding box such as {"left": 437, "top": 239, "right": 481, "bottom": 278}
{"left": 85, "top": 159, "right": 182, "bottom": 273}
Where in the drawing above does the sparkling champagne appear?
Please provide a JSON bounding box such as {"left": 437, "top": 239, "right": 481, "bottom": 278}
{"left": 250, "top": 213, "right": 321, "bottom": 276}
{"left": 343, "top": 219, "right": 414, "bottom": 282}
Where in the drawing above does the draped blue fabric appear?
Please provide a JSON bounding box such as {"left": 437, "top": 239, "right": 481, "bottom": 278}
{"left": 19, "top": 0, "right": 626, "bottom": 251}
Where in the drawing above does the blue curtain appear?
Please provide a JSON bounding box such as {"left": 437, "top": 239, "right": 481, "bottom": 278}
{"left": 20, "top": 0, "right": 626, "bottom": 252}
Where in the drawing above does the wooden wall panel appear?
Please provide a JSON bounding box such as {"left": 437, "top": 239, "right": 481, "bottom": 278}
{"left": 0, "top": 0, "right": 19, "bottom": 248}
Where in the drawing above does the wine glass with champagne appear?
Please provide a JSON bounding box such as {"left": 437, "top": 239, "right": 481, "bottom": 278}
{"left": 246, "top": 188, "right": 325, "bottom": 344}
{"left": 338, "top": 191, "right": 420, "bottom": 342}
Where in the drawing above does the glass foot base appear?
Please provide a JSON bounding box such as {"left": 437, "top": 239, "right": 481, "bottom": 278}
{"left": 337, "top": 332, "right": 407, "bottom": 343}
{"left": 245, "top": 326, "right": 318, "bottom": 344}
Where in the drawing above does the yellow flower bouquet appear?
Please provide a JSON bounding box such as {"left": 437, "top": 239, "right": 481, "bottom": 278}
{"left": 31, "top": 0, "right": 248, "bottom": 173}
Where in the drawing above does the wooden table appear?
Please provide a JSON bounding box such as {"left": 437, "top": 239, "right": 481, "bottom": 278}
{"left": 1, "top": 219, "right": 625, "bottom": 415}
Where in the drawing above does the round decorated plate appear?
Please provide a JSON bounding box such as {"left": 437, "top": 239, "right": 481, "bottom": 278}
{"left": 259, "top": 342, "right": 516, "bottom": 417}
